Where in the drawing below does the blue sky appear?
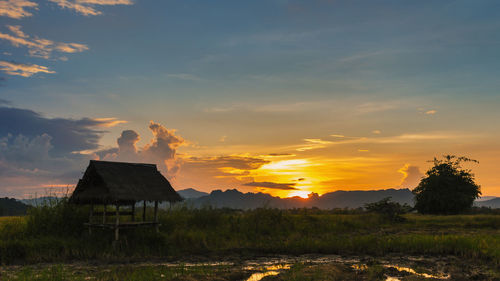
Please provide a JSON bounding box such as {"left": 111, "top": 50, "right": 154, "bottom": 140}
{"left": 1, "top": 0, "right": 499, "bottom": 198}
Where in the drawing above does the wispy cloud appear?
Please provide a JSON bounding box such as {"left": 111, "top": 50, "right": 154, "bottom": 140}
{"left": 0, "top": 0, "right": 37, "bottom": 19}
{"left": 48, "top": 0, "right": 133, "bottom": 16}
{"left": 425, "top": 110, "right": 437, "bottom": 115}
{"left": 291, "top": 132, "right": 475, "bottom": 152}
{"left": 0, "top": 61, "right": 55, "bottom": 77}
{"left": 166, "top": 73, "right": 203, "bottom": 82}
{"left": 0, "top": 25, "right": 88, "bottom": 60}
{"left": 296, "top": 138, "right": 333, "bottom": 151}
{"left": 243, "top": 181, "right": 298, "bottom": 190}
{"left": 355, "top": 101, "right": 402, "bottom": 114}
{"left": 91, "top": 117, "right": 127, "bottom": 127}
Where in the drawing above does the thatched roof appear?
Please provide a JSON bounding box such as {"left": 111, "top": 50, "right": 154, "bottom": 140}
{"left": 70, "top": 160, "right": 183, "bottom": 204}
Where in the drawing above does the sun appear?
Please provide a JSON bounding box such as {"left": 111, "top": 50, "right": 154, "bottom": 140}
{"left": 287, "top": 190, "right": 310, "bottom": 199}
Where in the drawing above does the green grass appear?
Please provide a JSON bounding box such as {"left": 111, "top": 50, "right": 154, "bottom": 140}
{"left": 0, "top": 200, "right": 499, "bottom": 265}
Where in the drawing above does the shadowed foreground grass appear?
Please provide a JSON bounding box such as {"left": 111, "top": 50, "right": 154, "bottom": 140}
{"left": 3, "top": 264, "right": 249, "bottom": 281}
{"left": 0, "top": 199, "right": 499, "bottom": 265}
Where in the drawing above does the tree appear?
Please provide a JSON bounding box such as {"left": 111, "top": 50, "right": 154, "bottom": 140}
{"left": 364, "top": 197, "right": 411, "bottom": 221}
{"left": 413, "top": 155, "right": 481, "bottom": 214}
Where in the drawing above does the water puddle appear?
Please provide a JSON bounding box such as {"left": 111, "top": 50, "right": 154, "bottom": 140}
{"left": 351, "top": 261, "right": 450, "bottom": 281}
{"left": 384, "top": 265, "right": 450, "bottom": 280}
{"left": 245, "top": 264, "right": 291, "bottom": 281}
{"left": 2, "top": 255, "right": 458, "bottom": 280}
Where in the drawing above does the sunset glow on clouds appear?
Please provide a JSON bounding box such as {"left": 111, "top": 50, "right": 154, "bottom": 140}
{"left": 0, "top": 1, "right": 499, "bottom": 198}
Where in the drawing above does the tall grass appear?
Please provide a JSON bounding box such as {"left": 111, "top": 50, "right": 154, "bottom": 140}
{"left": 0, "top": 199, "right": 498, "bottom": 265}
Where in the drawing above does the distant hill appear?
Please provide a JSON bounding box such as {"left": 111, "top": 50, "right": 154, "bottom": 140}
{"left": 177, "top": 188, "right": 209, "bottom": 199}
{"left": 475, "top": 198, "right": 500, "bottom": 209}
{"left": 20, "top": 196, "right": 61, "bottom": 206}
{"left": 476, "top": 196, "right": 497, "bottom": 202}
{"left": 185, "top": 188, "right": 415, "bottom": 210}
{"left": 0, "top": 197, "right": 29, "bottom": 216}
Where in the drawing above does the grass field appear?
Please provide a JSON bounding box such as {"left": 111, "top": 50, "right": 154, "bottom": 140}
{"left": 0, "top": 199, "right": 499, "bottom": 268}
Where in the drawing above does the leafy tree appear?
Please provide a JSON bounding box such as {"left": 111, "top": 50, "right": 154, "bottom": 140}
{"left": 364, "top": 197, "right": 411, "bottom": 221}
{"left": 413, "top": 155, "right": 481, "bottom": 214}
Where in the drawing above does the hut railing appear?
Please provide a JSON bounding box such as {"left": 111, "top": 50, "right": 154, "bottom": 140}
{"left": 86, "top": 200, "right": 161, "bottom": 241}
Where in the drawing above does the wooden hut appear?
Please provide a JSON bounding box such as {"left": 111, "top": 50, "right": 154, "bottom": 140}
{"left": 70, "top": 160, "right": 183, "bottom": 240}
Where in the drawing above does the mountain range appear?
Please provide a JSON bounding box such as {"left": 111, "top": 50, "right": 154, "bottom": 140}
{"left": 179, "top": 188, "right": 414, "bottom": 209}
{"left": 2, "top": 189, "right": 497, "bottom": 214}
{"left": 178, "top": 188, "right": 500, "bottom": 210}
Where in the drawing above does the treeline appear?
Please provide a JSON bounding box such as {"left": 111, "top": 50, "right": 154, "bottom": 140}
{"left": 0, "top": 197, "right": 28, "bottom": 216}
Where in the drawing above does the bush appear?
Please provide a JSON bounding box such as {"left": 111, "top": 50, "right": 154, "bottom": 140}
{"left": 26, "top": 197, "right": 88, "bottom": 237}
{"left": 364, "top": 197, "right": 411, "bottom": 221}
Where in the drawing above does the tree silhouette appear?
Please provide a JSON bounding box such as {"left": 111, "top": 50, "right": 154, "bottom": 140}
{"left": 413, "top": 155, "right": 481, "bottom": 214}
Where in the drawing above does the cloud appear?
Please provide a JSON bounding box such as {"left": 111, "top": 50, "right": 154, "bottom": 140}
{"left": 425, "top": 110, "right": 437, "bottom": 115}
{"left": 166, "top": 73, "right": 202, "bottom": 82}
{"left": 0, "top": 61, "right": 55, "bottom": 77}
{"left": 398, "top": 164, "right": 423, "bottom": 189}
{"left": 372, "top": 130, "right": 381, "bottom": 134}
{"left": 48, "top": 0, "right": 133, "bottom": 16}
{"left": 266, "top": 153, "right": 294, "bottom": 157}
{"left": 92, "top": 117, "right": 127, "bottom": 127}
{"left": 296, "top": 138, "right": 333, "bottom": 151}
{"left": 0, "top": 104, "right": 125, "bottom": 154}
{"left": 0, "top": 98, "right": 10, "bottom": 105}
{"left": 0, "top": 25, "right": 89, "bottom": 60}
{"left": 0, "top": 0, "right": 37, "bottom": 19}
{"left": 185, "top": 155, "right": 270, "bottom": 172}
{"left": 0, "top": 105, "right": 127, "bottom": 197}
{"left": 174, "top": 155, "right": 271, "bottom": 191}
{"left": 243, "top": 181, "right": 298, "bottom": 190}
{"left": 304, "top": 132, "right": 470, "bottom": 149}
{"left": 0, "top": 132, "right": 92, "bottom": 198}
{"left": 117, "top": 130, "right": 139, "bottom": 153}
{"left": 355, "top": 101, "right": 401, "bottom": 114}
{"left": 99, "top": 121, "right": 186, "bottom": 178}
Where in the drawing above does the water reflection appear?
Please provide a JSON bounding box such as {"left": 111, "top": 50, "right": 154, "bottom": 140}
{"left": 384, "top": 265, "right": 450, "bottom": 280}
{"left": 245, "top": 264, "right": 291, "bottom": 281}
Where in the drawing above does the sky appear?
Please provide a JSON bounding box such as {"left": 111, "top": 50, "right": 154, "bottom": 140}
{"left": 0, "top": 0, "right": 499, "bottom": 198}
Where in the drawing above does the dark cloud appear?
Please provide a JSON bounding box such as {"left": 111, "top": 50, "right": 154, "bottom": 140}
{"left": 0, "top": 105, "right": 123, "bottom": 155}
{"left": 243, "top": 181, "right": 297, "bottom": 190}
{"left": 186, "top": 155, "right": 270, "bottom": 171}
{"left": 0, "top": 104, "right": 126, "bottom": 197}
{"left": 267, "top": 153, "right": 294, "bottom": 157}
{"left": 0, "top": 97, "right": 10, "bottom": 105}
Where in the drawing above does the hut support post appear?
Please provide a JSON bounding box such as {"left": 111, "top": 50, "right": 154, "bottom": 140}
{"left": 102, "top": 204, "right": 106, "bottom": 224}
{"left": 131, "top": 203, "right": 135, "bottom": 222}
{"left": 115, "top": 204, "right": 120, "bottom": 241}
{"left": 88, "top": 203, "right": 93, "bottom": 235}
{"left": 154, "top": 201, "right": 159, "bottom": 233}
{"left": 143, "top": 200, "right": 146, "bottom": 221}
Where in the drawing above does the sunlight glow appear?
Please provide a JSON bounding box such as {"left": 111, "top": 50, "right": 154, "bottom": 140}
{"left": 287, "top": 190, "right": 310, "bottom": 198}
{"left": 260, "top": 159, "right": 309, "bottom": 171}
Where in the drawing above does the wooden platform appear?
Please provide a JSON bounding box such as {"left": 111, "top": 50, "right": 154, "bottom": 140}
{"left": 84, "top": 222, "right": 160, "bottom": 229}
